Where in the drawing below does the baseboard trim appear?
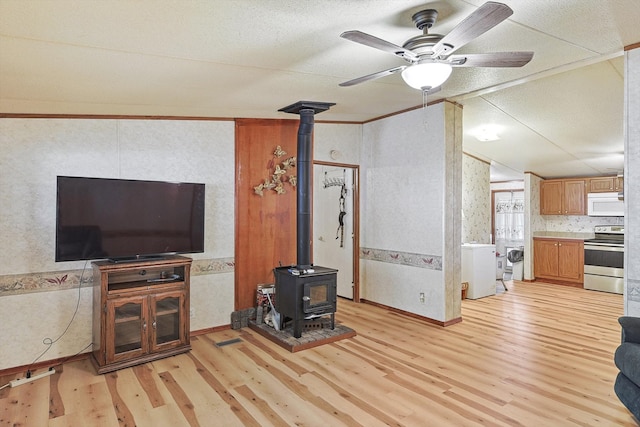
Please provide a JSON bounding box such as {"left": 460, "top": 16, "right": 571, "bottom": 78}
{"left": 360, "top": 299, "right": 462, "bottom": 327}
{"left": 0, "top": 352, "right": 89, "bottom": 377}
{"left": 532, "top": 278, "right": 582, "bottom": 287}
{"left": 190, "top": 324, "right": 231, "bottom": 336}
{"left": 0, "top": 324, "right": 234, "bottom": 377}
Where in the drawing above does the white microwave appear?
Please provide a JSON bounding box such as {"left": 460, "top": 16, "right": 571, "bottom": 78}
{"left": 587, "top": 192, "right": 624, "bottom": 217}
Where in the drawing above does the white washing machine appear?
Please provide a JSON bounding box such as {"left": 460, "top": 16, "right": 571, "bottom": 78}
{"left": 461, "top": 244, "right": 497, "bottom": 299}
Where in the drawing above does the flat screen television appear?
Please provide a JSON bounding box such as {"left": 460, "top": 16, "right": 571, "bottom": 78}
{"left": 56, "top": 176, "right": 205, "bottom": 262}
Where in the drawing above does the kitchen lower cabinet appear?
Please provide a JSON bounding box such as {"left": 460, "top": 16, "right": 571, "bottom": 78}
{"left": 533, "top": 238, "right": 584, "bottom": 284}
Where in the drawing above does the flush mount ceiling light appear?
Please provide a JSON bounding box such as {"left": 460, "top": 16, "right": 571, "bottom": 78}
{"left": 401, "top": 61, "right": 453, "bottom": 91}
{"left": 474, "top": 125, "right": 501, "bottom": 142}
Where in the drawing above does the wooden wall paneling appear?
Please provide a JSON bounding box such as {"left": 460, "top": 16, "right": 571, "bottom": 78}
{"left": 235, "top": 119, "right": 299, "bottom": 310}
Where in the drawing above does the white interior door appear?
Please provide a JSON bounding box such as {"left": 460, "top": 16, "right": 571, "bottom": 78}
{"left": 313, "top": 165, "right": 354, "bottom": 299}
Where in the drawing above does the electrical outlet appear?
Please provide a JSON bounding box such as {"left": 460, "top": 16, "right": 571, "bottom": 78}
{"left": 190, "top": 307, "right": 195, "bottom": 318}
{"left": 419, "top": 292, "right": 425, "bottom": 303}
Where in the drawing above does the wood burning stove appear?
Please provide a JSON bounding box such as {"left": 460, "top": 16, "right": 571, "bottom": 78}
{"left": 275, "top": 100, "right": 337, "bottom": 339}
{"left": 274, "top": 266, "right": 337, "bottom": 338}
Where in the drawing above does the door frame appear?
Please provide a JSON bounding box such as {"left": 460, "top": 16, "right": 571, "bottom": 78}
{"left": 313, "top": 160, "right": 360, "bottom": 302}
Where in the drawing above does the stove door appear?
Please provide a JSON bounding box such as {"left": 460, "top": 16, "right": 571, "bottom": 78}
{"left": 303, "top": 275, "right": 336, "bottom": 314}
{"left": 584, "top": 244, "right": 624, "bottom": 294}
{"left": 584, "top": 244, "right": 624, "bottom": 270}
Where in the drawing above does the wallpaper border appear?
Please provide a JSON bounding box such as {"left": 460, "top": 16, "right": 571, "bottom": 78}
{"left": 0, "top": 257, "right": 235, "bottom": 297}
{"left": 360, "top": 247, "right": 442, "bottom": 271}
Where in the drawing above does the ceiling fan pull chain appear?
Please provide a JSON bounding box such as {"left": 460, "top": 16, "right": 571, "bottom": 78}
{"left": 422, "top": 89, "right": 428, "bottom": 128}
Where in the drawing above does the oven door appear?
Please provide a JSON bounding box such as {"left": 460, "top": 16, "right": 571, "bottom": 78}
{"left": 584, "top": 243, "right": 624, "bottom": 293}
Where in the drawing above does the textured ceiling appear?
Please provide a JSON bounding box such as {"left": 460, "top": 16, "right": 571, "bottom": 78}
{"left": 1, "top": 0, "right": 639, "bottom": 180}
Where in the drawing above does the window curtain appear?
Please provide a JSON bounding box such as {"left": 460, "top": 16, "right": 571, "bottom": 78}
{"left": 494, "top": 192, "right": 524, "bottom": 241}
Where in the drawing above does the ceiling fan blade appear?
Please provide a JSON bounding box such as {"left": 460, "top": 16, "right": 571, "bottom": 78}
{"left": 448, "top": 51, "right": 534, "bottom": 67}
{"left": 340, "top": 30, "right": 418, "bottom": 62}
{"left": 339, "top": 66, "right": 407, "bottom": 87}
{"left": 432, "top": 2, "right": 513, "bottom": 57}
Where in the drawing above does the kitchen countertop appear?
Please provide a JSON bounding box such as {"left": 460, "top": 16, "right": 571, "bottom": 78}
{"left": 532, "top": 231, "right": 595, "bottom": 240}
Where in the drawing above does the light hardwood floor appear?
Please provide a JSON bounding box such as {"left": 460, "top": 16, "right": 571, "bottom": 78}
{"left": 1, "top": 281, "right": 636, "bottom": 426}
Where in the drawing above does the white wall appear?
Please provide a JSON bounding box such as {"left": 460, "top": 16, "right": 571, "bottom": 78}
{"left": 625, "top": 47, "right": 640, "bottom": 316}
{"left": 491, "top": 181, "right": 524, "bottom": 191}
{"left": 0, "top": 118, "right": 235, "bottom": 370}
{"left": 360, "top": 104, "right": 452, "bottom": 321}
{"left": 314, "top": 123, "right": 362, "bottom": 164}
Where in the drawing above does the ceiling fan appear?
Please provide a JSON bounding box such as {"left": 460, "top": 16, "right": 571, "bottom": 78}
{"left": 339, "top": 1, "right": 533, "bottom": 92}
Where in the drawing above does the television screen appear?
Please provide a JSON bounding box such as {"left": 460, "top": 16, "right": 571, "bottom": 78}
{"left": 56, "top": 176, "right": 205, "bottom": 262}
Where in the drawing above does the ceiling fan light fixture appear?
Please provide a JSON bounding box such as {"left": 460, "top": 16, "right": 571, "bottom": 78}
{"left": 401, "top": 61, "right": 452, "bottom": 91}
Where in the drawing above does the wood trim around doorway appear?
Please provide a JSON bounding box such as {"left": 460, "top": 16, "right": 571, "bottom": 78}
{"left": 314, "top": 160, "right": 360, "bottom": 302}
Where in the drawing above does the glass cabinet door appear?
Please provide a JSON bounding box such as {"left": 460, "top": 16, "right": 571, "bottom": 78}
{"left": 151, "top": 290, "right": 185, "bottom": 350}
{"left": 109, "top": 297, "right": 148, "bottom": 362}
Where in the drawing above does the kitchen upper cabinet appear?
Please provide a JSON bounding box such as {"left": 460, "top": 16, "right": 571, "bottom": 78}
{"left": 564, "top": 180, "right": 586, "bottom": 214}
{"left": 540, "top": 180, "right": 563, "bottom": 215}
{"left": 533, "top": 238, "right": 584, "bottom": 284}
{"left": 588, "top": 175, "right": 624, "bottom": 193}
{"left": 540, "top": 179, "right": 585, "bottom": 215}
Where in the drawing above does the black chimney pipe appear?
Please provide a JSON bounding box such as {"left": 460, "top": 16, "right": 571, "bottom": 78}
{"left": 296, "top": 108, "right": 314, "bottom": 268}
{"left": 278, "top": 101, "right": 335, "bottom": 269}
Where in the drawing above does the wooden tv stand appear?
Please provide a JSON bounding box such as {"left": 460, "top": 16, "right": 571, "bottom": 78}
{"left": 91, "top": 256, "right": 192, "bottom": 374}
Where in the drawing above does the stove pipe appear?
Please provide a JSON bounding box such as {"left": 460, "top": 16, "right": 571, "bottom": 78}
{"left": 296, "top": 108, "right": 314, "bottom": 268}
{"left": 278, "top": 101, "right": 335, "bottom": 269}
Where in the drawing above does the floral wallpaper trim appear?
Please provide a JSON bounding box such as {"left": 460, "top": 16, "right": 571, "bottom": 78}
{"left": 360, "top": 247, "right": 442, "bottom": 271}
{"left": 0, "top": 257, "right": 235, "bottom": 297}
{"left": 629, "top": 279, "right": 640, "bottom": 302}
{"left": 0, "top": 270, "right": 92, "bottom": 297}
{"left": 191, "top": 258, "right": 235, "bottom": 275}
